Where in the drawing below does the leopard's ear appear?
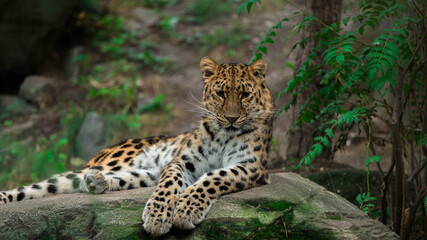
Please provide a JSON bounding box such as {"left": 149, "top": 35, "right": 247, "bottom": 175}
{"left": 249, "top": 59, "right": 267, "bottom": 83}
{"left": 200, "top": 56, "right": 218, "bottom": 82}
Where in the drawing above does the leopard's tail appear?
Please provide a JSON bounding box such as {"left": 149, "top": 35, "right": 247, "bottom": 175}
{"left": 0, "top": 170, "right": 87, "bottom": 205}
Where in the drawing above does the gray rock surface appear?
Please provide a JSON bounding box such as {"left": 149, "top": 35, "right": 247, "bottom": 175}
{"left": 123, "top": 7, "right": 159, "bottom": 36}
{"left": 64, "top": 46, "right": 84, "bottom": 84}
{"left": 75, "top": 112, "right": 112, "bottom": 161}
{"left": 0, "top": 0, "right": 78, "bottom": 84}
{"left": 131, "top": 7, "right": 159, "bottom": 27}
{"left": 0, "top": 173, "right": 398, "bottom": 240}
{"left": 0, "top": 95, "right": 35, "bottom": 118}
{"left": 18, "top": 76, "right": 55, "bottom": 103}
{"left": 137, "top": 93, "right": 154, "bottom": 111}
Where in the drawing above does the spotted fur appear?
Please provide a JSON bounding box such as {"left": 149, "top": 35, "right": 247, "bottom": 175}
{"left": 0, "top": 57, "right": 274, "bottom": 237}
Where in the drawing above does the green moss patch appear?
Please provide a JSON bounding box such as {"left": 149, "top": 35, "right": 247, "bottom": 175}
{"left": 200, "top": 217, "right": 294, "bottom": 240}
{"left": 243, "top": 199, "right": 295, "bottom": 212}
{"left": 194, "top": 199, "right": 336, "bottom": 240}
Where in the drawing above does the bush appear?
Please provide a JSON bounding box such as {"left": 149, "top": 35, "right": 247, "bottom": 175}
{"left": 240, "top": 0, "right": 427, "bottom": 238}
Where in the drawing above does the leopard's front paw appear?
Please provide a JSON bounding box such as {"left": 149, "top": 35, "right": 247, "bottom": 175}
{"left": 173, "top": 189, "right": 213, "bottom": 230}
{"left": 142, "top": 195, "right": 177, "bottom": 237}
{"left": 84, "top": 169, "right": 109, "bottom": 194}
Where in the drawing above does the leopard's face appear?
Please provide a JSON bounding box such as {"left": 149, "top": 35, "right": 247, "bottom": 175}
{"left": 200, "top": 57, "right": 273, "bottom": 131}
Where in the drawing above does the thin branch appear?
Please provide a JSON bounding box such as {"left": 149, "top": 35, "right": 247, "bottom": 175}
{"left": 403, "top": 187, "right": 427, "bottom": 240}
{"left": 364, "top": 124, "right": 384, "bottom": 179}
{"left": 399, "top": 29, "right": 426, "bottom": 82}
{"left": 381, "top": 155, "right": 396, "bottom": 224}
{"left": 408, "top": 160, "right": 427, "bottom": 183}
{"left": 412, "top": 0, "right": 427, "bottom": 29}
{"left": 371, "top": 112, "right": 390, "bottom": 127}
{"left": 385, "top": 156, "right": 396, "bottom": 180}
{"left": 402, "top": 59, "right": 427, "bottom": 109}
{"left": 391, "top": 59, "right": 406, "bottom": 236}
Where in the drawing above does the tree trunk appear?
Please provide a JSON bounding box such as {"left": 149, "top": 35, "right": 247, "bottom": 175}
{"left": 286, "top": 0, "right": 342, "bottom": 163}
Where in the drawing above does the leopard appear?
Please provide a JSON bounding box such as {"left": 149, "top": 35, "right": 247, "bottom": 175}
{"left": 0, "top": 56, "right": 274, "bottom": 237}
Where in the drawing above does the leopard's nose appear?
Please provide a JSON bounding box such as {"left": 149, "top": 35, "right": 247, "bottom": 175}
{"left": 225, "top": 116, "right": 239, "bottom": 123}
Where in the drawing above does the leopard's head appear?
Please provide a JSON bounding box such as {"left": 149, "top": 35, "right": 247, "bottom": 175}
{"left": 200, "top": 56, "right": 274, "bottom": 132}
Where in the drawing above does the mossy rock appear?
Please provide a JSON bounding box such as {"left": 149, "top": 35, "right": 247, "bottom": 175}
{"left": 0, "top": 173, "right": 398, "bottom": 239}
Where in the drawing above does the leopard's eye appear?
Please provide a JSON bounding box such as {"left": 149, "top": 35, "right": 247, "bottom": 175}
{"left": 242, "top": 92, "right": 250, "bottom": 99}
{"left": 216, "top": 90, "right": 225, "bottom": 98}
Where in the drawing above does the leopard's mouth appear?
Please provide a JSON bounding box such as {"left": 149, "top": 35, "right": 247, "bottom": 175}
{"left": 225, "top": 126, "right": 239, "bottom": 132}
{"left": 217, "top": 118, "right": 248, "bottom": 132}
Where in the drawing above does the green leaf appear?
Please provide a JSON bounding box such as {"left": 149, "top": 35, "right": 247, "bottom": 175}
{"left": 265, "top": 38, "right": 274, "bottom": 43}
{"left": 268, "top": 31, "right": 277, "bottom": 37}
{"left": 336, "top": 54, "right": 345, "bottom": 65}
{"left": 58, "top": 153, "right": 67, "bottom": 161}
{"left": 4, "top": 120, "right": 13, "bottom": 126}
{"left": 302, "top": 111, "right": 315, "bottom": 122}
{"left": 259, "top": 46, "right": 267, "bottom": 54}
{"left": 364, "top": 196, "right": 377, "bottom": 201}
{"left": 237, "top": 0, "right": 262, "bottom": 16}
{"left": 324, "top": 50, "right": 337, "bottom": 64}
{"left": 368, "top": 68, "right": 377, "bottom": 80}
{"left": 394, "top": 28, "right": 407, "bottom": 36}
{"left": 343, "top": 17, "right": 350, "bottom": 26}
{"left": 72, "top": 55, "right": 86, "bottom": 63}
{"left": 304, "top": 156, "right": 311, "bottom": 166}
{"left": 314, "top": 144, "right": 323, "bottom": 156}
{"left": 49, "top": 134, "right": 57, "bottom": 141}
{"left": 153, "top": 94, "right": 164, "bottom": 103}
{"left": 325, "top": 129, "right": 334, "bottom": 138}
{"left": 314, "top": 136, "right": 323, "bottom": 141}
{"left": 298, "top": 158, "right": 304, "bottom": 168}
{"left": 366, "top": 155, "right": 382, "bottom": 167}
{"left": 56, "top": 138, "right": 69, "bottom": 147}
{"left": 246, "top": 2, "right": 253, "bottom": 14}
{"left": 309, "top": 104, "right": 319, "bottom": 112}
{"left": 284, "top": 61, "right": 294, "bottom": 70}
{"left": 237, "top": 2, "right": 247, "bottom": 16}
{"left": 321, "top": 137, "right": 331, "bottom": 147}
{"left": 309, "top": 151, "right": 316, "bottom": 160}
{"left": 359, "top": 25, "right": 365, "bottom": 35}
{"left": 356, "top": 194, "right": 362, "bottom": 204}
{"left": 47, "top": 152, "right": 54, "bottom": 163}
{"left": 285, "top": 79, "right": 296, "bottom": 93}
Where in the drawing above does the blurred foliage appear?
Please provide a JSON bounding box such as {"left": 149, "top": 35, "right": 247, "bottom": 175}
{"left": 143, "top": 0, "right": 179, "bottom": 9}
{"left": 83, "top": 14, "right": 174, "bottom": 73}
{"left": 200, "top": 23, "right": 250, "bottom": 55}
{"left": 173, "top": 22, "right": 249, "bottom": 58}
{"left": 189, "top": 0, "right": 234, "bottom": 23}
{"left": 0, "top": 135, "right": 69, "bottom": 189}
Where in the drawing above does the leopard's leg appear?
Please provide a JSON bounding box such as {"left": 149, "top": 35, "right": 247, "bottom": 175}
{"left": 82, "top": 168, "right": 159, "bottom": 194}
{"left": 0, "top": 170, "right": 85, "bottom": 204}
{"left": 172, "top": 162, "right": 269, "bottom": 230}
{"left": 142, "top": 159, "right": 190, "bottom": 237}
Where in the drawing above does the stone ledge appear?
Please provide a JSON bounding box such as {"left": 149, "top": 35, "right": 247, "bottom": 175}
{"left": 0, "top": 173, "right": 398, "bottom": 239}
